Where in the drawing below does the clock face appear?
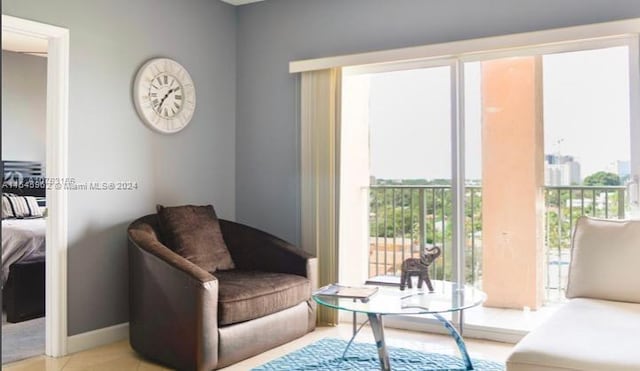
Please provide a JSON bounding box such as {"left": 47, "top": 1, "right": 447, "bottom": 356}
{"left": 133, "top": 58, "right": 196, "bottom": 134}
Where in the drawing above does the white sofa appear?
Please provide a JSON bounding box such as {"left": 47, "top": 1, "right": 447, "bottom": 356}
{"left": 506, "top": 217, "right": 640, "bottom": 371}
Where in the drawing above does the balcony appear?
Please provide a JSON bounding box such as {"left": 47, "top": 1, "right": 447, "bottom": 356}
{"left": 368, "top": 184, "right": 626, "bottom": 304}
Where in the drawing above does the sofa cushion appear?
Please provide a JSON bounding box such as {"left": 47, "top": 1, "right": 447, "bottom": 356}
{"left": 214, "top": 270, "right": 310, "bottom": 326}
{"left": 566, "top": 217, "right": 640, "bottom": 303}
{"left": 157, "top": 204, "right": 235, "bottom": 273}
{"left": 506, "top": 298, "right": 640, "bottom": 371}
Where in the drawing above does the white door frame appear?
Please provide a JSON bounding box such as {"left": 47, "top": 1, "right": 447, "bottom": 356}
{"left": 2, "top": 14, "right": 69, "bottom": 357}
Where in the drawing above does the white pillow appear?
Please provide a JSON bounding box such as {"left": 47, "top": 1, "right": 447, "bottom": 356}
{"left": 2, "top": 194, "right": 16, "bottom": 219}
{"left": 2, "top": 194, "right": 43, "bottom": 218}
{"left": 566, "top": 217, "right": 640, "bottom": 303}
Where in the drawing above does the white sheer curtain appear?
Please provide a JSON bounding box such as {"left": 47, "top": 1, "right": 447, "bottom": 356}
{"left": 300, "top": 68, "right": 341, "bottom": 325}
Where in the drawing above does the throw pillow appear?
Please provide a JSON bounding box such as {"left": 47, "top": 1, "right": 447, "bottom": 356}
{"left": 2, "top": 194, "right": 43, "bottom": 218}
{"left": 156, "top": 204, "right": 235, "bottom": 272}
{"left": 2, "top": 194, "right": 16, "bottom": 219}
{"left": 566, "top": 217, "right": 640, "bottom": 303}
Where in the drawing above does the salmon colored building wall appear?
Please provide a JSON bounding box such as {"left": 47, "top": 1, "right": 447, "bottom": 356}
{"left": 481, "top": 57, "right": 545, "bottom": 309}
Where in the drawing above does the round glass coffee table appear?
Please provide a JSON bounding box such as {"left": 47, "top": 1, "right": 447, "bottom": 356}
{"left": 313, "top": 280, "right": 486, "bottom": 371}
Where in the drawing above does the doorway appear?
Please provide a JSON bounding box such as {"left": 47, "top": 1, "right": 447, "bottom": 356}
{"left": 1, "top": 14, "right": 69, "bottom": 359}
{"left": 1, "top": 33, "right": 48, "bottom": 363}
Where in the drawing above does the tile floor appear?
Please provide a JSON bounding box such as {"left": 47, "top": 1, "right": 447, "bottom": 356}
{"left": 3, "top": 324, "right": 514, "bottom": 370}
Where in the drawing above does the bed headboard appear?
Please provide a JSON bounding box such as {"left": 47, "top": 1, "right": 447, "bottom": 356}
{"left": 2, "top": 161, "right": 46, "bottom": 202}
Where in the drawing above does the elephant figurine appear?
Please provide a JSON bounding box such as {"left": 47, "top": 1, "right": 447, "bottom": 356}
{"left": 400, "top": 245, "right": 441, "bottom": 292}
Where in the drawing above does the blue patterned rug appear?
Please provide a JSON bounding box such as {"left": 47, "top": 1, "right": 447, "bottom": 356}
{"left": 253, "top": 338, "right": 504, "bottom": 370}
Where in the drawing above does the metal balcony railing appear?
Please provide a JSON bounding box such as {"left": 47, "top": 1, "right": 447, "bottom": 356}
{"left": 368, "top": 184, "right": 626, "bottom": 303}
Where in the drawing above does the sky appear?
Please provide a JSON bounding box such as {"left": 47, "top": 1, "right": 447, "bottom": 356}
{"left": 365, "top": 46, "right": 631, "bottom": 181}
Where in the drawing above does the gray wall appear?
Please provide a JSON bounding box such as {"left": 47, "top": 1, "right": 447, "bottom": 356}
{"left": 4, "top": 0, "right": 640, "bottom": 338}
{"left": 236, "top": 0, "right": 640, "bottom": 245}
{"left": 3, "top": 0, "right": 236, "bottom": 335}
{"left": 2, "top": 50, "right": 47, "bottom": 162}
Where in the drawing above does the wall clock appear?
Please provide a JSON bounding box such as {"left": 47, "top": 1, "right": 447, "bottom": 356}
{"left": 133, "top": 58, "right": 196, "bottom": 134}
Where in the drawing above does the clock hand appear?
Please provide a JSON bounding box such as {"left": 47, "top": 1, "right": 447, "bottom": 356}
{"left": 158, "top": 87, "right": 179, "bottom": 111}
{"left": 158, "top": 95, "right": 168, "bottom": 110}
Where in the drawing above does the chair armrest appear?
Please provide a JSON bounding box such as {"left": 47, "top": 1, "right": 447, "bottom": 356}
{"left": 219, "top": 220, "right": 317, "bottom": 285}
{"left": 128, "top": 232, "right": 219, "bottom": 370}
{"left": 129, "top": 228, "right": 214, "bottom": 283}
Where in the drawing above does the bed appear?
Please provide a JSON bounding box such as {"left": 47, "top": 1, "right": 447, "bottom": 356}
{"left": 2, "top": 218, "right": 45, "bottom": 286}
{"left": 2, "top": 161, "right": 46, "bottom": 323}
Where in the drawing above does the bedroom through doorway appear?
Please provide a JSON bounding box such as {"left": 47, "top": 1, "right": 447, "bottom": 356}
{"left": 1, "top": 29, "right": 49, "bottom": 364}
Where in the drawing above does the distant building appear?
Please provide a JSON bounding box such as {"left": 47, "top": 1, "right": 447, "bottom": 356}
{"left": 545, "top": 154, "right": 581, "bottom": 186}
{"left": 606, "top": 160, "right": 630, "bottom": 180}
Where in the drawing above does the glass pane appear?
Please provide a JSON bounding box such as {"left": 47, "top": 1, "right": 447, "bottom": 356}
{"left": 463, "top": 46, "right": 631, "bottom": 329}
{"left": 366, "top": 66, "right": 453, "bottom": 284}
{"left": 542, "top": 46, "right": 630, "bottom": 301}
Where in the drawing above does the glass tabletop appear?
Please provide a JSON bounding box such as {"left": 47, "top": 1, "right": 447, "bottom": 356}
{"left": 312, "top": 280, "right": 486, "bottom": 315}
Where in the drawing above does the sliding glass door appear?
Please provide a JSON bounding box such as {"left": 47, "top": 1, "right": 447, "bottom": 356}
{"left": 341, "top": 60, "right": 459, "bottom": 319}
{"left": 367, "top": 63, "right": 454, "bottom": 281}
{"left": 462, "top": 43, "right": 637, "bottom": 316}
{"left": 341, "top": 36, "right": 639, "bottom": 331}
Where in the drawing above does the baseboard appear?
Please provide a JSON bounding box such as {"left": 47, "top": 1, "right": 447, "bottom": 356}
{"left": 67, "top": 322, "right": 129, "bottom": 354}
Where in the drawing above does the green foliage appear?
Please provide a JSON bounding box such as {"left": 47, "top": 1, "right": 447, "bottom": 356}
{"left": 369, "top": 179, "right": 626, "bottom": 287}
{"left": 369, "top": 180, "right": 483, "bottom": 285}
{"left": 583, "top": 171, "right": 621, "bottom": 186}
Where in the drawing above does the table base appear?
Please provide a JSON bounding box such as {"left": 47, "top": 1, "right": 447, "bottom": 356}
{"left": 342, "top": 313, "right": 473, "bottom": 371}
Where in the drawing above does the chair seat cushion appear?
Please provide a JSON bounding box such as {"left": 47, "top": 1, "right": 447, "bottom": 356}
{"left": 215, "top": 270, "right": 310, "bottom": 326}
{"left": 506, "top": 298, "right": 640, "bottom": 371}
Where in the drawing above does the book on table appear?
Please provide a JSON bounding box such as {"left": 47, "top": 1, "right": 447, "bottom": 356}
{"left": 314, "top": 284, "right": 379, "bottom": 299}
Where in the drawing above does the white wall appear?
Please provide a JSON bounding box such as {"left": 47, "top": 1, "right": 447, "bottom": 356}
{"left": 2, "top": 50, "right": 47, "bottom": 162}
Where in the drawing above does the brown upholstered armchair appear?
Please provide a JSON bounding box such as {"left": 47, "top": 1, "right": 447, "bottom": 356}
{"left": 127, "top": 214, "right": 317, "bottom": 370}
